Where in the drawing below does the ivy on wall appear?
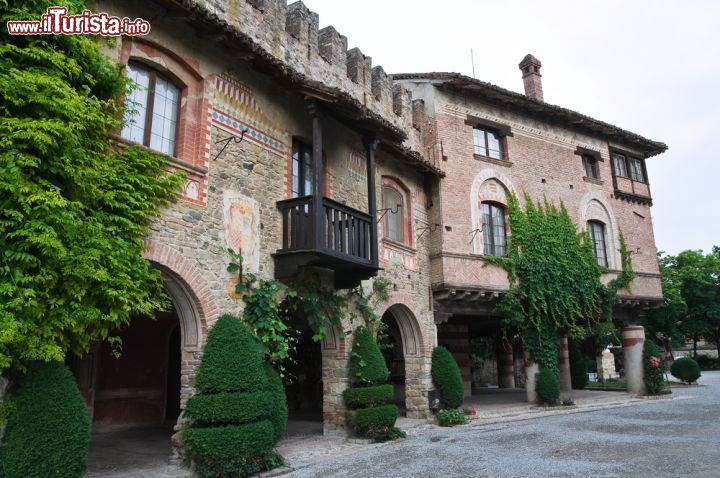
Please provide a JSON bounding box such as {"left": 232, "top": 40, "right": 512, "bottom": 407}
{"left": 0, "top": 0, "right": 185, "bottom": 372}
{"left": 227, "top": 250, "right": 395, "bottom": 373}
{"left": 488, "top": 194, "right": 633, "bottom": 373}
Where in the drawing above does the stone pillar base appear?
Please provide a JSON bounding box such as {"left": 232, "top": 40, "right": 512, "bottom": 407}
{"left": 524, "top": 361, "right": 539, "bottom": 403}
{"left": 621, "top": 326, "right": 646, "bottom": 396}
{"left": 498, "top": 343, "right": 515, "bottom": 389}
{"left": 558, "top": 335, "right": 572, "bottom": 391}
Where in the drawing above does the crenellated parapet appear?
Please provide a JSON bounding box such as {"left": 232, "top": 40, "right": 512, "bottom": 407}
{"left": 178, "top": 0, "right": 430, "bottom": 167}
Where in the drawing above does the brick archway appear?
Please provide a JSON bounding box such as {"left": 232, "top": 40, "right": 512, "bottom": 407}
{"left": 376, "top": 292, "right": 426, "bottom": 358}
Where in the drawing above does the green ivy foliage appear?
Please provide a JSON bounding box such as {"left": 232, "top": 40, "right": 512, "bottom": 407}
{"left": 183, "top": 315, "right": 280, "bottom": 478}
{"left": 227, "top": 249, "right": 346, "bottom": 371}
{"left": 431, "top": 346, "right": 464, "bottom": 409}
{"left": 0, "top": 0, "right": 184, "bottom": 371}
{"left": 348, "top": 326, "right": 390, "bottom": 386}
{"left": 0, "top": 361, "right": 90, "bottom": 478}
{"left": 488, "top": 194, "right": 633, "bottom": 370}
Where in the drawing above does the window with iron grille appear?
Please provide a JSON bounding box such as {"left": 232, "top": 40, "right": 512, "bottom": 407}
{"left": 473, "top": 126, "right": 504, "bottom": 160}
{"left": 482, "top": 202, "right": 506, "bottom": 256}
{"left": 121, "top": 61, "right": 180, "bottom": 156}
{"left": 588, "top": 220, "right": 608, "bottom": 267}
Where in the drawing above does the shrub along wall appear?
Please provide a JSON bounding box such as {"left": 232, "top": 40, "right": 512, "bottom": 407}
{"left": 431, "top": 346, "right": 464, "bottom": 409}
{"left": 344, "top": 327, "right": 401, "bottom": 441}
{"left": 0, "top": 361, "right": 90, "bottom": 478}
{"left": 183, "top": 315, "right": 282, "bottom": 478}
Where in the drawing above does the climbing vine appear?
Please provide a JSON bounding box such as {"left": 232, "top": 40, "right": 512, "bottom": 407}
{"left": 227, "top": 249, "right": 347, "bottom": 372}
{"left": 487, "top": 193, "right": 633, "bottom": 374}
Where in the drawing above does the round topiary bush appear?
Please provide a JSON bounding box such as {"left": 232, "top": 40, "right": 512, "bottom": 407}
{"left": 431, "top": 346, "right": 464, "bottom": 409}
{"left": 0, "top": 361, "right": 90, "bottom": 478}
{"left": 643, "top": 339, "right": 666, "bottom": 395}
{"left": 344, "top": 327, "right": 399, "bottom": 441}
{"left": 568, "top": 341, "right": 589, "bottom": 389}
{"left": 183, "top": 315, "right": 279, "bottom": 478}
{"left": 535, "top": 368, "right": 560, "bottom": 405}
{"left": 264, "top": 362, "right": 287, "bottom": 444}
{"left": 670, "top": 357, "right": 701, "bottom": 384}
{"left": 348, "top": 327, "right": 390, "bottom": 386}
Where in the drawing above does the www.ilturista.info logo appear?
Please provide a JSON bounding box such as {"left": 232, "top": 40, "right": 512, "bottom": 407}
{"left": 6, "top": 7, "right": 150, "bottom": 36}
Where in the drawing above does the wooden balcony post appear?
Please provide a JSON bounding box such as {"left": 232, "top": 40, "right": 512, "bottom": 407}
{"left": 306, "top": 98, "right": 324, "bottom": 251}
{"left": 364, "top": 134, "right": 379, "bottom": 266}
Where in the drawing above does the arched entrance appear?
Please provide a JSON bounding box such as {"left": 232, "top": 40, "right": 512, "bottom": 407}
{"left": 381, "top": 310, "right": 406, "bottom": 414}
{"left": 73, "top": 268, "right": 205, "bottom": 476}
{"left": 283, "top": 320, "right": 324, "bottom": 437}
{"left": 377, "top": 302, "right": 425, "bottom": 418}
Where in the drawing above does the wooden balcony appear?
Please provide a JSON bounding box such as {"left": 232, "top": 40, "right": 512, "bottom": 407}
{"left": 274, "top": 195, "right": 379, "bottom": 288}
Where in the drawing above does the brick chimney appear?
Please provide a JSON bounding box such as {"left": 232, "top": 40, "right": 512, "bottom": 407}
{"left": 519, "top": 54, "right": 543, "bottom": 101}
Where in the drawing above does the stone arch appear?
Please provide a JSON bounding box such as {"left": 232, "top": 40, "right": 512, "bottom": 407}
{"left": 469, "top": 169, "right": 519, "bottom": 254}
{"left": 579, "top": 192, "right": 620, "bottom": 269}
{"left": 375, "top": 293, "right": 425, "bottom": 358}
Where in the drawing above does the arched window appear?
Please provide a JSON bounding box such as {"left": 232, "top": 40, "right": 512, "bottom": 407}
{"left": 121, "top": 61, "right": 180, "bottom": 156}
{"left": 382, "top": 186, "right": 405, "bottom": 243}
{"left": 482, "top": 202, "right": 506, "bottom": 256}
{"left": 588, "top": 220, "right": 608, "bottom": 267}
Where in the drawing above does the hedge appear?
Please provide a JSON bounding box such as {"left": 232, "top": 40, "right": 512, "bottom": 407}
{"left": 349, "top": 404, "right": 399, "bottom": 439}
{"left": 184, "top": 391, "right": 273, "bottom": 425}
{"left": 568, "top": 341, "right": 589, "bottom": 389}
{"left": 0, "top": 361, "right": 90, "bottom": 478}
{"left": 348, "top": 327, "right": 390, "bottom": 386}
{"left": 194, "top": 314, "right": 268, "bottom": 394}
{"left": 431, "top": 346, "right": 464, "bottom": 409}
{"left": 184, "top": 421, "right": 275, "bottom": 478}
{"left": 343, "top": 384, "right": 393, "bottom": 409}
{"left": 264, "top": 362, "right": 287, "bottom": 444}
{"left": 183, "top": 315, "right": 280, "bottom": 477}
{"left": 536, "top": 368, "right": 560, "bottom": 405}
{"left": 670, "top": 357, "right": 701, "bottom": 384}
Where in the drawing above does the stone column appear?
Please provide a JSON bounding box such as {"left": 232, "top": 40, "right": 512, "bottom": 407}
{"left": 621, "top": 326, "right": 646, "bottom": 396}
{"left": 498, "top": 342, "right": 515, "bottom": 389}
{"left": 558, "top": 335, "right": 572, "bottom": 391}
{"left": 524, "top": 360, "right": 539, "bottom": 403}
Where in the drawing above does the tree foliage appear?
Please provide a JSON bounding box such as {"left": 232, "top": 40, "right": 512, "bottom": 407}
{"left": 646, "top": 249, "right": 720, "bottom": 357}
{"left": 0, "top": 0, "right": 184, "bottom": 371}
{"left": 488, "top": 194, "right": 633, "bottom": 372}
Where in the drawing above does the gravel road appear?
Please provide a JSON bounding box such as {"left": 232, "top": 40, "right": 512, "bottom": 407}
{"left": 287, "top": 371, "right": 720, "bottom": 478}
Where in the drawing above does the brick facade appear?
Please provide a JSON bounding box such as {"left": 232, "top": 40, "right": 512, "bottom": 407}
{"left": 80, "top": 0, "right": 665, "bottom": 455}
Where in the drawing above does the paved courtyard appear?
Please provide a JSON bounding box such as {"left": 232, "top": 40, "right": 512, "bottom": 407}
{"left": 287, "top": 372, "right": 720, "bottom": 478}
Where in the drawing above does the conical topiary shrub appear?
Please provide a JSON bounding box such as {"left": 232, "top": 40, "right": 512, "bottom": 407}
{"left": 344, "top": 327, "right": 401, "bottom": 441}
{"left": 0, "top": 361, "right": 90, "bottom": 478}
{"left": 183, "top": 315, "right": 280, "bottom": 478}
{"left": 431, "top": 346, "right": 464, "bottom": 409}
{"left": 264, "top": 362, "right": 288, "bottom": 443}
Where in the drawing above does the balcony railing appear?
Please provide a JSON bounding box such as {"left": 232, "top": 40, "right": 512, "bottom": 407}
{"left": 277, "top": 195, "right": 376, "bottom": 268}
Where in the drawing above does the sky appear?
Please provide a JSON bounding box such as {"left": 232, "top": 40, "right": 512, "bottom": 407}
{"left": 303, "top": 0, "right": 720, "bottom": 256}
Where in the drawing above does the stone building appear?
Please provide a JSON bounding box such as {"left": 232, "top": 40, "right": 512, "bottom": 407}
{"left": 67, "top": 0, "right": 666, "bottom": 466}
{"left": 396, "top": 55, "right": 666, "bottom": 400}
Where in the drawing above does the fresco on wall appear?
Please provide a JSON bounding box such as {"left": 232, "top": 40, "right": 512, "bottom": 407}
{"left": 347, "top": 150, "right": 367, "bottom": 185}
{"left": 210, "top": 73, "right": 286, "bottom": 156}
{"left": 223, "top": 191, "right": 260, "bottom": 272}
